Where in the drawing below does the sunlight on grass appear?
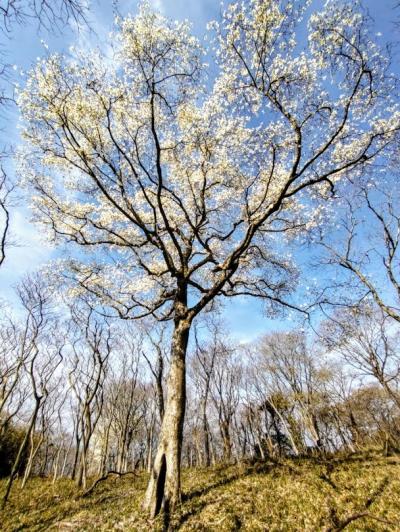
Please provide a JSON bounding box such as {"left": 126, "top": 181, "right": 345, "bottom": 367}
{"left": 1, "top": 451, "right": 399, "bottom": 531}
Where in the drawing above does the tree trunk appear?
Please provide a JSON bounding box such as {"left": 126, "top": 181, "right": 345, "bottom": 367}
{"left": 146, "top": 415, "right": 154, "bottom": 473}
{"left": 53, "top": 443, "right": 63, "bottom": 483}
{"left": 22, "top": 432, "right": 44, "bottom": 488}
{"left": 201, "top": 397, "right": 211, "bottom": 467}
{"left": 268, "top": 400, "right": 299, "bottom": 456}
{"left": 2, "top": 398, "right": 41, "bottom": 507}
{"left": 143, "top": 317, "right": 190, "bottom": 518}
{"left": 60, "top": 433, "right": 74, "bottom": 479}
{"left": 99, "top": 422, "right": 111, "bottom": 476}
{"left": 155, "top": 352, "right": 165, "bottom": 421}
{"left": 381, "top": 379, "right": 400, "bottom": 411}
{"left": 71, "top": 428, "right": 81, "bottom": 480}
{"left": 76, "top": 437, "right": 89, "bottom": 488}
{"left": 220, "top": 420, "right": 232, "bottom": 462}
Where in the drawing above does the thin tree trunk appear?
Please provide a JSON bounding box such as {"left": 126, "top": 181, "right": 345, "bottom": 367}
{"left": 53, "top": 443, "right": 64, "bottom": 483}
{"left": 220, "top": 420, "right": 232, "bottom": 462}
{"left": 2, "top": 399, "right": 41, "bottom": 507}
{"left": 99, "top": 422, "right": 112, "bottom": 476}
{"left": 77, "top": 434, "right": 90, "bottom": 488}
{"left": 155, "top": 354, "right": 165, "bottom": 421}
{"left": 201, "top": 398, "right": 211, "bottom": 467}
{"left": 60, "top": 433, "right": 74, "bottom": 479}
{"left": 268, "top": 400, "right": 299, "bottom": 456}
{"left": 22, "top": 432, "right": 44, "bottom": 488}
{"left": 146, "top": 416, "right": 154, "bottom": 473}
{"left": 71, "top": 430, "right": 81, "bottom": 480}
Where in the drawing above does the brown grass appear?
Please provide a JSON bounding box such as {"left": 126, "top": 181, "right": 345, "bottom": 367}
{"left": 1, "top": 451, "right": 399, "bottom": 531}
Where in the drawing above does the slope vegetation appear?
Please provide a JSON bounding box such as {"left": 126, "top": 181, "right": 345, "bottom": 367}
{"left": 1, "top": 451, "right": 399, "bottom": 531}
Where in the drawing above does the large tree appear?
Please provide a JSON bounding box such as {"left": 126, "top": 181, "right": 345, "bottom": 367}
{"left": 17, "top": 0, "right": 399, "bottom": 517}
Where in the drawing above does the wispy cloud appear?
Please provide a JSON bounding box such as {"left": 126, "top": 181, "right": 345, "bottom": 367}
{"left": 150, "top": 0, "right": 165, "bottom": 14}
{"left": 69, "top": 2, "right": 115, "bottom": 62}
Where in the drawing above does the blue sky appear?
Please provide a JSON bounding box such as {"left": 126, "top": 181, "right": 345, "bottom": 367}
{"left": 0, "top": 0, "right": 398, "bottom": 341}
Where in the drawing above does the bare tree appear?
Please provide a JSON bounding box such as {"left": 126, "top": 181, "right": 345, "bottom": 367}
{"left": 0, "top": 0, "right": 89, "bottom": 32}
{"left": 49, "top": 388, "right": 71, "bottom": 482}
{"left": 67, "top": 307, "right": 111, "bottom": 489}
{"left": 246, "top": 358, "right": 301, "bottom": 458}
{"left": 189, "top": 319, "right": 221, "bottom": 467}
{"left": 141, "top": 322, "right": 169, "bottom": 423}
{"left": 322, "top": 305, "right": 400, "bottom": 410}
{"left": 107, "top": 341, "right": 145, "bottom": 474}
{"left": 209, "top": 341, "right": 241, "bottom": 462}
{"left": 259, "top": 332, "right": 326, "bottom": 451}
{"left": 1, "top": 274, "right": 59, "bottom": 507}
{"left": 0, "top": 316, "right": 30, "bottom": 436}
{"left": 20, "top": 357, "right": 64, "bottom": 487}
{"left": 316, "top": 178, "right": 400, "bottom": 323}
{"left": 0, "top": 169, "right": 13, "bottom": 269}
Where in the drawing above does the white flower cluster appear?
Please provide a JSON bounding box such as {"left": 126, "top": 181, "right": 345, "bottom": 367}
{"left": 16, "top": 0, "right": 399, "bottom": 318}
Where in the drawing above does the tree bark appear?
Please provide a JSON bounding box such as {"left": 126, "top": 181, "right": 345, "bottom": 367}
{"left": 71, "top": 427, "right": 80, "bottom": 480}
{"left": 22, "top": 431, "right": 44, "bottom": 488}
{"left": 2, "top": 397, "right": 41, "bottom": 507}
{"left": 220, "top": 420, "right": 232, "bottom": 462}
{"left": 201, "top": 397, "right": 211, "bottom": 467}
{"left": 146, "top": 413, "right": 155, "bottom": 473}
{"left": 143, "top": 316, "right": 190, "bottom": 518}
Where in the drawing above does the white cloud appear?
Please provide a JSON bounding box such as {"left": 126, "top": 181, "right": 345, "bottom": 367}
{"left": 68, "top": 1, "right": 116, "bottom": 64}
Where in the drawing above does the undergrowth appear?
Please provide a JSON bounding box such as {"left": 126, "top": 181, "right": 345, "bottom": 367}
{"left": 1, "top": 450, "right": 399, "bottom": 531}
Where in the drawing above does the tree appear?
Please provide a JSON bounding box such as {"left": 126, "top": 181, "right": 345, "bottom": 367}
{"left": 0, "top": 315, "right": 30, "bottom": 436}
{"left": 1, "top": 274, "right": 60, "bottom": 507}
{"left": 0, "top": 0, "right": 90, "bottom": 270}
{"left": 190, "top": 319, "right": 220, "bottom": 467}
{"left": 259, "top": 332, "right": 327, "bottom": 450}
{"left": 322, "top": 305, "right": 400, "bottom": 410}
{"left": 18, "top": 0, "right": 400, "bottom": 516}
{"left": 104, "top": 335, "right": 145, "bottom": 474}
{"left": 0, "top": 169, "right": 13, "bottom": 269}
{"left": 209, "top": 340, "right": 240, "bottom": 462}
{"left": 317, "top": 177, "right": 400, "bottom": 323}
{"left": 0, "top": 0, "right": 88, "bottom": 32}
{"left": 0, "top": 424, "right": 28, "bottom": 478}
{"left": 141, "top": 322, "right": 168, "bottom": 423}
{"left": 67, "top": 306, "right": 111, "bottom": 488}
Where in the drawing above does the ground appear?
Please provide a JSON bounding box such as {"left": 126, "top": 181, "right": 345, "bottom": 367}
{"left": 1, "top": 451, "right": 399, "bottom": 531}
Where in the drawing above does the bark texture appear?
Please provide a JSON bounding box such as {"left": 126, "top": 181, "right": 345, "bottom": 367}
{"left": 143, "top": 316, "right": 190, "bottom": 518}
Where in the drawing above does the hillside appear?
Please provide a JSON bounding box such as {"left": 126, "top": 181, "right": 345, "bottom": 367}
{"left": 1, "top": 451, "right": 399, "bottom": 531}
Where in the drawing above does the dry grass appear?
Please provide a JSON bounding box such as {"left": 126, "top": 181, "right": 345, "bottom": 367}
{"left": 1, "top": 451, "right": 399, "bottom": 531}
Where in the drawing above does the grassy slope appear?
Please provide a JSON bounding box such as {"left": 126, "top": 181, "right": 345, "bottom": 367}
{"left": 1, "top": 451, "right": 399, "bottom": 531}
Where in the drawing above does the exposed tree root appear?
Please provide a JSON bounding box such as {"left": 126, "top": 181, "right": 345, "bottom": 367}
{"left": 325, "top": 477, "right": 396, "bottom": 531}
{"left": 81, "top": 470, "right": 136, "bottom": 498}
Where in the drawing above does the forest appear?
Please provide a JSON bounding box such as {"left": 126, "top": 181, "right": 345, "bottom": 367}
{"left": 0, "top": 0, "right": 400, "bottom": 530}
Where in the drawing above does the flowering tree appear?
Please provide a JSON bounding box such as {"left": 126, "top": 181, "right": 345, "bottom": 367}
{"left": 18, "top": 0, "right": 400, "bottom": 517}
{"left": 0, "top": 0, "right": 89, "bottom": 271}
